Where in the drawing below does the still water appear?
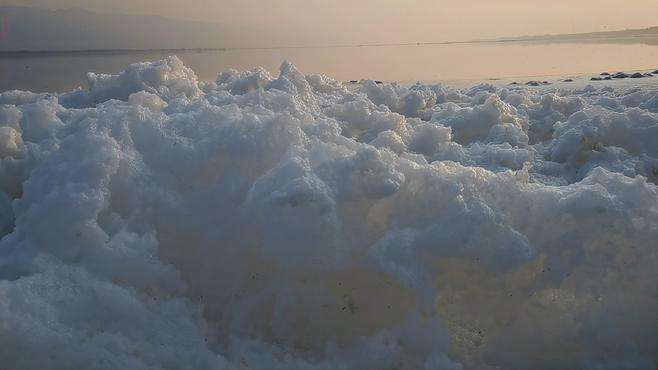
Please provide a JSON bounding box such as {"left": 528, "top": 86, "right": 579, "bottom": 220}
{"left": 2, "top": 41, "right": 658, "bottom": 92}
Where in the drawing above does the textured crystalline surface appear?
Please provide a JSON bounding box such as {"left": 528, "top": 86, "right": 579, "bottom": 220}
{"left": 0, "top": 57, "right": 657, "bottom": 370}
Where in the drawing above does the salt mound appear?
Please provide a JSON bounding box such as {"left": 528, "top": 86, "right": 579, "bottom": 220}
{"left": 0, "top": 56, "right": 656, "bottom": 370}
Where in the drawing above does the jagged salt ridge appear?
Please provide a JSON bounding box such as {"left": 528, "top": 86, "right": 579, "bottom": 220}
{"left": 0, "top": 56, "right": 656, "bottom": 370}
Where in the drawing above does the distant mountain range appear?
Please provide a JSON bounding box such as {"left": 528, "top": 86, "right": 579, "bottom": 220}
{"left": 501, "top": 26, "right": 658, "bottom": 45}
{"left": 0, "top": 6, "right": 262, "bottom": 51}
{"left": 1, "top": 5, "right": 657, "bottom": 52}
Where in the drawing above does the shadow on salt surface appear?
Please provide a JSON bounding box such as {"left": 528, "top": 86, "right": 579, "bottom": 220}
{"left": 0, "top": 56, "right": 656, "bottom": 370}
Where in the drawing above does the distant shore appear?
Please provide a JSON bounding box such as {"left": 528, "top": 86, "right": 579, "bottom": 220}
{"left": 3, "top": 25, "right": 658, "bottom": 56}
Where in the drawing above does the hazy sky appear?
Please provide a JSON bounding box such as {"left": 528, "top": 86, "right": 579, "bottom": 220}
{"left": 7, "top": 0, "right": 658, "bottom": 44}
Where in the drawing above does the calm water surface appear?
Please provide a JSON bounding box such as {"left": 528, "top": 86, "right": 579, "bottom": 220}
{"left": 2, "top": 42, "right": 658, "bottom": 92}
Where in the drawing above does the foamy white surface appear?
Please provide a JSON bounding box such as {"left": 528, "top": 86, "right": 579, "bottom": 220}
{"left": 0, "top": 56, "right": 656, "bottom": 370}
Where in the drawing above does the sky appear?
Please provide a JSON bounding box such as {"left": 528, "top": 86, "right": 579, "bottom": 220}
{"left": 5, "top": 0, "right": 658, "bottom": 44}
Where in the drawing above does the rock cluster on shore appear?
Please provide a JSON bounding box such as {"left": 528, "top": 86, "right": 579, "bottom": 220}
{"left": 590, "top": 70, "right": 655, "bottom": 81}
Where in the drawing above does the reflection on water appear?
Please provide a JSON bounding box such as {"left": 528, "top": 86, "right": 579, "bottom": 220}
{"left": 2, "top": 41, "right": 658, "bottom": 92}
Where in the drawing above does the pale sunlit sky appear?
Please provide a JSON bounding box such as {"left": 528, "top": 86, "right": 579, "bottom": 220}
{"left": 6, "top": 0, "right": 658, "bottom": 44}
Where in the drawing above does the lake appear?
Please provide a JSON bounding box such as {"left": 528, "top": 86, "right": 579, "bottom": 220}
{"left": 2, "top": 40, "right": 658, "bottom": 92}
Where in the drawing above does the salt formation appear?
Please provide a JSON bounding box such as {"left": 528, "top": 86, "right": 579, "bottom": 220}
{"left": 0, "top": 56, "right": 656, "bottom": 370}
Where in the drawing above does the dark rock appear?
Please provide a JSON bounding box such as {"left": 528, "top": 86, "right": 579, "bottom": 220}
{"left": 526, "top": 81, "right": 541, "bottom": 86}
{"left": 600, "top": 72, "right": 611, "bottom": 76}
{"left": 375, "top": 80, "right": 384, "bottom": 84}
{"left": 509, "top": 82, "right": 519, "bottom": 85}
{"left": 349, "top": 80, "right": 358, "bottom": 83}
{"left": 630, "top": 72, "right": 644, "bottom": 78}
{"left": 612, "top": 72, "right": 629, "bottom": 79}
{"left": 541, "top": 81, "right": 551, "bottom": 85}
{"left": 591, "top": 77, "right": 603, "bottom": 81}
{"left": 603, "top": 76, "right": 612, "bottom": 80}
{"left": 644, "top": 73, "right": 653, "bottom": 77}
{"left": 653, "top": 70, "right": 658, "bottom": 74}
{"left": 563, "top": 79, "right": 574, "bottom": 82}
